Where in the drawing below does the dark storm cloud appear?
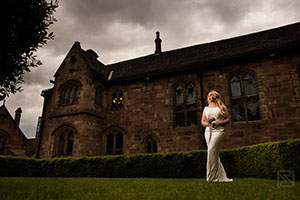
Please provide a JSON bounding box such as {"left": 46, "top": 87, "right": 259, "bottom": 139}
{"left": 63, "top": 0, "right": 153, "bottom": 29}
{"left": 45, "top": 0, "right": 210, "bottom": 60}
{"left": 5, "top": 0, "right": 300, "bottom": 138}
{"left": 204, "top": 0, "right": 253, "bottom": 26}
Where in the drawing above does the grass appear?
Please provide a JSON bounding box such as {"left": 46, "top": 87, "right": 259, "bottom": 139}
{"left": 0, "top": 178, "right": 299, "bottom": 200}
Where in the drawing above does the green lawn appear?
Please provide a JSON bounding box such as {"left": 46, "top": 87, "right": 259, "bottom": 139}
{"left": 0, "top": 178, "right": 298, "bottom": 200}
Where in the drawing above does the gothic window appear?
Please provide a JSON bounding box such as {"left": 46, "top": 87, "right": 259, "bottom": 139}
{"left": 60, "top": 80, "right": 81, "bottom": 105}
{"left": 147, "top": 138, "right": 157, "bottom": 153}
{"left": 105, "top": 127, "right": 125, "bottom": 155}
{"left": 53, "top": 125, "right": 76, "bottom": 157}
{"left": 112, "top": 91, "right": 124, "bottom": 108}
{"left": 95, "top": 86, "right": 103, "bottom": 106}
{"left": 175, "top": 83, "right": 197, "bottom": 127}
{"left": 229, "top": 70, "right": 260, "bottom": 122}
{"left": 0, "top": 132, "right": 7, "bottom": 155}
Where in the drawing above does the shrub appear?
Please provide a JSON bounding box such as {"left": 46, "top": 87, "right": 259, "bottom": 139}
{"left": 0, "top": 139, "right": 299, "bottom": 179}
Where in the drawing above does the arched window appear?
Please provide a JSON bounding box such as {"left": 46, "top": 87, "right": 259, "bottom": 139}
{"left": 147, "top": 139, "right": 157, "bottom": 153}
{"left": 95, "top": 86, "right": 103, "bottom": 106}
{"left": 146, "top": 138, "right": 157, "bottom": 153}
{"left": 0, "top": 132, "right": 8, "bottom": 155}
{"left": 112, "top": 91, "right": 124, "bottom": 108}
{"left": 104, "top": 126, "right": 125, "bottom": 155}
{"left": 229, "top": 70, "right": 260, "bottom": 122}
{"left": 175, "top": 83, "right": 197, "bottom": 127}
{"left": 142, "top": 134, "right": 159, "bottom": 153}
{"left": 60, "top": 80, "right": 81, "bottom": 105}
{"left": 53, "top": 125, "right": 76, "bottom": 157}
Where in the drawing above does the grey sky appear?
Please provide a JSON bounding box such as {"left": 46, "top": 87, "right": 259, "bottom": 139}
{"left": 4, "top": 0, "right": 300, "bottom": 138}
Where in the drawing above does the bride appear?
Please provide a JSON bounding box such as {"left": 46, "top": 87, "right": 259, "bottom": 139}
{"left": 201, "top": 90, "right": 233, "bottom": 182}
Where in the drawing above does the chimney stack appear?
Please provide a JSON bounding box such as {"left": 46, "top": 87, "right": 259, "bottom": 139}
{"left": 154, "top": 32, "right": 162, "bottom": 54}
{"left": 15, "top": 107, "right": 22, "bottom": 126}
{"left": 86, "top": 49, "right": 99, "bottom": 59}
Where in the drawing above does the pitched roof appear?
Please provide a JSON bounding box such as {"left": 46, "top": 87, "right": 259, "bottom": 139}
{"left": 79, "top": 22, "right": 300, "bottom": 82}
{"left": 0, "top": 104, "right": 27, "bottom": 139}
{"left": 76, "top": 43, "right": 110, "bottom": 81}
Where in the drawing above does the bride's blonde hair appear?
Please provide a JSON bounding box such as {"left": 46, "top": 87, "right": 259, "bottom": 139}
{"left": 208, "top": 90, "right": 227, "bottom": 118}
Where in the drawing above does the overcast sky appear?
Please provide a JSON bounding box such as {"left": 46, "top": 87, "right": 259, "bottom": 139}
{"left": 4, "top": 0, "right": 300, "bottom": 138}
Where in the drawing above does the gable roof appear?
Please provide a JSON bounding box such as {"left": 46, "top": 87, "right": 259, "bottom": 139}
{"left": 0, "top": 104, "right": 27, "bottom": 140}
{"left": 76, "top": 22, "right": 300, "bottom": 82}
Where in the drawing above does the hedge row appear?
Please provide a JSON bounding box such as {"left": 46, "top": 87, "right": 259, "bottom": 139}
{"left": 0, "top": 139, "right": 299, "bottom": 179}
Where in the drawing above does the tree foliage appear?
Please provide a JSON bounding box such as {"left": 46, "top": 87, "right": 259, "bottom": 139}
{"left": 0, "top": 0, "right": 58, "bottom": 98}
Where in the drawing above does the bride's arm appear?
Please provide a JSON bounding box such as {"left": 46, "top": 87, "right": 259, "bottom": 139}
{"left": 215, "top": 109, "right": 230, "bottom": 126}
{"left": 201, "top": 111, "right": 210, "bottom": 127}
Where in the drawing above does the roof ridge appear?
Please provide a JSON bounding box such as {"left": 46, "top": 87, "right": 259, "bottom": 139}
{"left": 107, "top": 22, "right": 300, "bottom": 68}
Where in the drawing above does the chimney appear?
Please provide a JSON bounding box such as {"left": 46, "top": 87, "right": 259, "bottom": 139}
{"left": 154, "top": 32, "right": 162, "bottom": 54}
{"left": 86, "top": 49, "right": 99, "bottom": 59}
{"left": 15, "top": 107, "right": 22, "bottom": 126}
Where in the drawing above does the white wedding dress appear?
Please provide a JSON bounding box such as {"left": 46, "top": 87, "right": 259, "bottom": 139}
{"left": 204, "top": 106, "right": 233, "bottom": 182}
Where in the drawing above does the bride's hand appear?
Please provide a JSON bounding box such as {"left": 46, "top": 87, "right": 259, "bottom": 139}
{"left": 208, "top": 117, "right": 216, "bottom": 124}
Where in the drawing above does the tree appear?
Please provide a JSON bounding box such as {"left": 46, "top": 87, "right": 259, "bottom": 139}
{"left": 0, "top": 0, "right": 58, "bottom": 99}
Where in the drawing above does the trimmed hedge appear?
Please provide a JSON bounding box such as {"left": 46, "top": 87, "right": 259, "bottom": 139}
{"left": 0, "top": 139, "right": 299, "bottom": 179}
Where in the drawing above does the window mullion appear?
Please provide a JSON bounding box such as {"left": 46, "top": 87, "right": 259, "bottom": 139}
{"left": 64, "top": 133, "right": 68, "bottom": 155}
{"left": 72, "top": 87, "right": 76, "bottom": 103}
{"left": 240, "top": 75, "right": 248, "bottom": 122}
{"left": 113, "top": 134, "right": 116, "bottom": 155}
{"left": 240, "top": 75, "right": 245, "bottom": 96}
{"left": 152, "top": 140, "right": 154, "bottom": 153}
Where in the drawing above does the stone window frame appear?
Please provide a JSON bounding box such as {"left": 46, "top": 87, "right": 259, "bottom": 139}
{"left": 228, "top": 69, "right": 261, "bottom": 123}
{"left": 95, "top": 84, "right": 106, "bottom": 107}
{"left": 174, "top": 81, "right": 198, "bottom": 127}
{"left": 102, "top": 125, "right": 127, "bottom": 155}
{"left": 110, "top": 89, "right": 124, "bottom": 109}
{"left": 142, "top": 134, "right": 160, "bottom": 153}
{"left": 0, "top": 130, "right": 9, "bottom": 155}
{"left": 59, "top": 80, "right": 82, "bottom": 106}
{"left": 52, "top": 124, "right": 77, "bottom": 157}
{"left": 102, "top": 126, "right": 127, "bottom": 155}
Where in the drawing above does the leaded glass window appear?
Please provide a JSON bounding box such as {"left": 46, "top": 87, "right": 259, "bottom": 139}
{"left": 105, "top": 128, "right": 124, "bottom": 155}
{"left": 229, "top": 71, "right": 260, "bottom": 122}
{"left": 175, "top": 83, "right": 197, "bottom": 127}
{"left": 56, "top": 128, "right": 75, "bottom": 156}
{"left": 61, "top": 81, "right": 81, "bottom": 105}
{"left": 106, "top": 133, "right": 114, "bottom": 155}
{"left": 146, "top": 138, "right": 157, "bottom": 153}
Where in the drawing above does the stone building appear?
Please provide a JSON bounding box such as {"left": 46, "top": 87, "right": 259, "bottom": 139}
{"left": 37, "top": 22, "right": 300, "bottom": 158}
{"left": 0, "top": 104, "right": 29, "bottom": 157}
